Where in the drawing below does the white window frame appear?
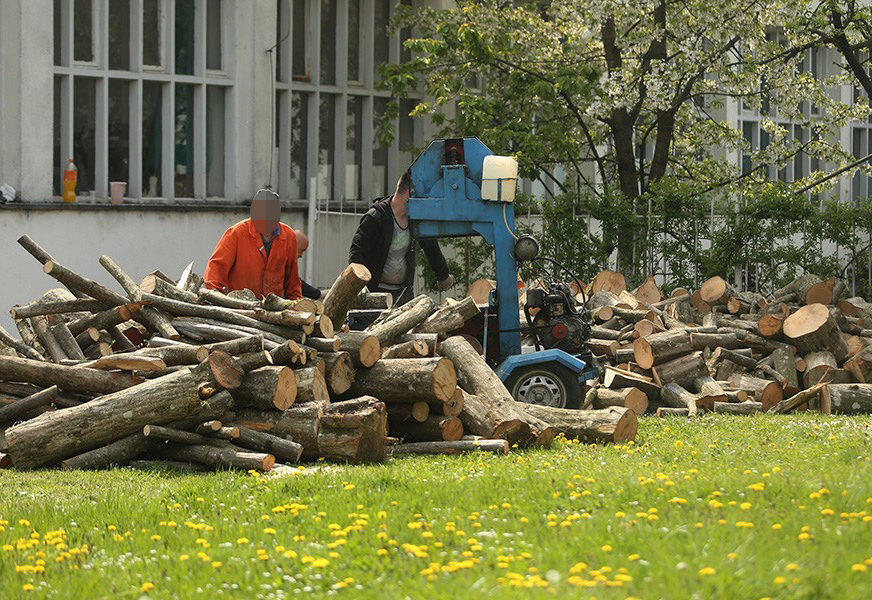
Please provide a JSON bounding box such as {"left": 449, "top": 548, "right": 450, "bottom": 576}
{"left": 54, "top": 0, "right": 233, "bottom": 203}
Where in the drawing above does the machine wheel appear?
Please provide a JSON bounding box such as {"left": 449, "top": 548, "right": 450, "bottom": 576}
{"left": 504, "top": 362, "right": 582, "bottom": 409}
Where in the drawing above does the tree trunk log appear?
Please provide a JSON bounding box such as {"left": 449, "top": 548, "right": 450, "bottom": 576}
{"left": 391, "top": 416, "right": 463, "bottom": 442}
{"left": 219, "top": 425, "right": 303, "bottom": 463}
{"left": 388, "top": 439, "right": 509, "bottom": 456}
{"left": 230, "top": 366, "right": 297, "bottom": 410}
{"left": 414, "top": 297, "right": 480, "bottom": 334}
{"left": 367, "top": 295, "right": 436, "bottom": 346}
{"left": 78, "top": 355, "right": 167, "bottom": 372}
{"left": 783, "top": 303, "right": 849, "bottom": 361}
{"left": 10, "top": 298, "right": 103, "bottom": 320}
{"left": 602, "top": 366, "right": 661, "bottom": 401}
{"left": 158, "top": 443, "right": 275, "bottom": 471}
{"left": 694, "top": 375, "right": 728, "bottom": 406}
{"left": 335, "top": 332, "right": 381, "bottom": 367}
{"left": 348, "top": 357, "right": 457, "bottom": 404}
{"left": 188, "top": 350, "right": 244, "bottom": 390}
{"left": 204, "top": 335, "right": 264, "bottom": 355}
{"left": 0, "top": 354, "right": 142, "bottom": 395}
{"left": 700, "top": 276, "right": 734, "bottom": 306}
{"left": 803, "top": 351, "right": 837, "bottom": 387}
{"left": 820, "top": 383, "right": 872, "bottom": 415}
{"left": 98, "top": 255, "right": 180, "bottom": 339}
{"left": 652, "top": 351, "right": 708, "bottom": 388}
{"left": 293, "top": 367, "right": 330, "bottom": 404}
{"left": 197, "top": 288, "right": 260, "bottom": 309}
{"left": 31, "top": 315, "right": 67, "bottom": 362}
{"left": 690, "top": 332, "right": 741, "bottom": 351}
{"left": 714, "top": 401, "right": 763, "bottom": 414}
{"left": 589, "top": 387, "right": 648, "bottom": 414}
{"left": 382, "top": 339, "right": 429, "bottom": 359}
{"left": 139, "top": 274, "right": 199, "bottom": 303}
{"left": 770, "top": 346, "right": 800, "bottom": 396}
{"left": 231, "top": 404, "right": 322, "bottom": 451}
{"left": 321, "top": 351, "right": 355, "bottom": 395}
{"left": 712, "top": 347, "right": 757, "bottom": 370}
{"left": 655, "top": 407, "right": 689, "bottom": 417}
{"left": 322, "top": 263, "right": 372, "bottom": 327}
{"left": 61, "top": 433, "right": 151, "bottom": 470}
{"left": 143, "top": 424, "right": 224, "bottom": 446}
{"left": 386, "top": 401, "right": 430, "bottom": 423}
{"left": 5, "top": 369, "right": 202, "bottom": 469}
{"left": 634, "top": 329, "right": 692, "bottom": 369}
{"left": 0, "top": 325, "right": 45, "bottom": 361}
{"left": 660, "top": 383, "right": 700, "bottom": 415}
{"left": 728, "top": 374, "right": 783, "bottom": 410}
{"left": 0, "top": 386, "right": 59, "bottom": 425}
{"left": 520, "top": 405, "right": 637, "bottom": 443}
{"left": 304, "top": 337, "right": 342, "bottom": 353}
{"left": 355, "top": 290, "right": 393, "bottom": 310}
{"left": 315, "top": 397, "right": 387, "bottom": 463}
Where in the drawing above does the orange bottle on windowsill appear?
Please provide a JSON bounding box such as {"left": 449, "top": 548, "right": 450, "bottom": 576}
{"left": 63, "top": 159, "right": 77, "bottom": 203}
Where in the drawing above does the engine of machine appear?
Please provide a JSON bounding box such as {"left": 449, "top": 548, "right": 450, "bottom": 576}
{"left": 524, "top": 283, "right": 592, "bottom": 355}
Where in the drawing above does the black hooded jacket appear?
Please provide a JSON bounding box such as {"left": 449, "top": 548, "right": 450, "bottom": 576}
{"left": 349, "top": 197, "right": 449, "bottom": 293}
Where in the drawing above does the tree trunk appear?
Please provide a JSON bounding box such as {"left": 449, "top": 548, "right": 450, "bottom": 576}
{"left": 388, "top": 439, "right": 509, "bottom": 456}
{"left": 5, "top": 369, "right": 201, "bottom": 469}
{"left": 819, "top": 383, "right": 872, "bottom": 415}
{"left": 690, "top": 332, "right": 741, "bottom": 351}
{"left": 321, "top": 352, "right": 355, "bottom": 395}
{"left": 655, "top": 407, "right": 689, "bottom": 417}
{"left": 712, "top": 346, "right": 757, "bottom": 370}
{"left": 139, "top": 274, "right": 200, "bottom": 303}
{"left": 783, "top": 303, "right": 849, "bottom": 361}
{"left": 205, "top": 335, "right": 265, "bottom": 356}
{"left": 322, "top": 263, "right": 372, "bottom": 327}
{"left": 0, "top": 355, "right": 142, "bottom": 395}
{"left": 414, "top": 297, "right": 480, "bottom": 334}
{"left": 317, "top": 397, "right": 387, "bottom": 463}
{"left": 770, "top": 346, "right": 800, "bottom": 396}
{"left": 652, "top": 351, "right": 708, "bottom": 388}
{"left": 367, "top": 295, "right": 435, "bottom": 346}
{"left": 335, "top": 332, "right": 381, "bottom": 367}
{"left": 589, "top": 387, "right": 648, "bottom": 414}
{"left": 394, "top": 333, "right": 439, "bottom": 356}
{"left": 10, "top": 298, "right": 104, "bottom": 320}
{"left": 0, "top": 325, "right": 45, "bottom": 361}
{"left": 602, "top": 366, "right": 661, "bottom": 401}
{"left": 391, "top": 415, "right": 463, "bottom": 442}
{"left": 142, "top": 424, "right": 224, "bottom": 446}
{"left": 231, "top": 404, "right": 322, "bottom": 451}
{"left": 713, "top": 401, "right": 763, "bottom": 414}
{"left": 231, "top": 366, "right": 297, "bottom": 410}
{"left": 348, "top": 357, "right": 457, "bottom": 404}
{"left": 61, "top": 433, "right": 151, "bottom": 470}
{"left": 293, "top": 367, "right": 330, "bottom": 404}
{"left": 197, "top": 288, "right": 260, "bottom": 309}
{"left": 803, "top": 351, "right": 837, "bottom": 387}
{"left": 700, "top": 276, "right": 735, "bottom": 306}
{"left": 157, "top": 443, "right": 275, "bottom": 471}
{"left": 728, "top": 374, "right": 783, "bottom": 410}
{"left": 521, "top": 405, "right": 637, "bottom": 443}
{"left": 0, "top": 386, "right": 59, "bottom": 424}
{"left": 770, "top": 382, "right": 827, "bottom": 414}
{"left": 79, "top": 355, "right": 167, "bottom": 371}
{"left": 219, "top": 425, "right": 303, "bottom": 464}
{"left": 305, "top": 337, "right": 342, "bottom": 353}
{"left": 382, "top": 339, "right": 430, "bottom": 359}
{"left": 634, "top": 329, "right": 692, "bottom": 369}
{"left": 98, "top": 255, "right": 180, "bottom": 339}
{"left": 844, "top": 348, "right": 872, "bottom": 383}
{"left": 188, "top": 350, "right": 244, "bottom": 390}
{"left": 694, "top": 375, "right": 728, "bottom": 406}
{"left": 355, "top": 290, "right": 393, "bottom": 310}
{"left": 31, "top": 315, "right": 68, "bottom": 362}
{"left": 660, "top": 383, "right": 700, "bottom": 416}
{"left": 386, "top": 401, "right": 430, "bottom": 423}
{"left": 436, "top": 389, "right": 465, "bottom": 417}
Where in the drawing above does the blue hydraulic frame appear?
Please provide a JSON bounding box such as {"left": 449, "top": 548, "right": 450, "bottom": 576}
{"left": 407, "top": 138, "right": 521, "bottom": 362}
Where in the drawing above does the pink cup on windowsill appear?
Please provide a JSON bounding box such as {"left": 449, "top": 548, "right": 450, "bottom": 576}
{"left": 110, "top": 182, "right": 126, "bottom": 205}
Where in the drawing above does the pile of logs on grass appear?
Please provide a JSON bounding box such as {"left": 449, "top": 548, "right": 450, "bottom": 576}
{"left": 576, "top": 269, "right": 872, "bottom": 417}
{"left": 0, "top": 237, "right": 636, "bottom": 471}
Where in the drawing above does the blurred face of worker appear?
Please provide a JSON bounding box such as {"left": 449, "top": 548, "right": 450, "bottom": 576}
{"left": 251, "top": 193, "right": 280, "bottom": 237}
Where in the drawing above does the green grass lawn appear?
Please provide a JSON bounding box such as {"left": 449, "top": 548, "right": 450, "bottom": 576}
{"left": 2, "top": 415, "right": 872, "bottom": 599}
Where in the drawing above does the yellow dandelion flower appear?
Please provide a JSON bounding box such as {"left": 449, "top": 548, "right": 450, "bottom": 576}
{"left": 22, "top": 584, "right": 35, "bottom": 592}
{"left": 852, "top": 563, "right": 868, "bottom": 572}
{"left": 236, "top": 537, "right": 249, "bottom": 545}
{"left": 772, "top": 523, "right": 782, "bottom": 530}
{"left": 211, "top": 561, "right": 222, "bottom": 568}
{"left": 601, "top": 545, "right": 612, "bottom": 552}
{"left": 774, "top": 576, "right": 787, "bottom": 584}
{"left": 140, "top": 582, "right": 155, "bottom": 592}
{"left": 698, "top": 567, "right": 716, "bottom": 576}
{"left": 787, "top": 563, "right": 798, "bottom": 571}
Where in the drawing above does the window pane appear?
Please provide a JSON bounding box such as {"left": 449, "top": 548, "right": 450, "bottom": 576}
{"left": 292, "top": 0, "right": 308, "bottom": 79}
{"left": 345, "top": 96, "right": 362, "bottom": 200}
{"left": 175, "top": 0, "right": 195, "bottom": 75}
{"left": 290, "top": 92, "right": 309, "bottom": 200}
{"left": 207, "top": 86, "right": 225, "bottom": 197}
{"left": 318, "top": 95, "right": 334, "bottom": 200}
{"left": 143, "top": 0, "right": 162, "bottom": 66}
{"left": 398, "top": 99, "right": 416, "bottom": 169}
{"left": 175, "top": 83, "right": 195, "bottom": 197}
{"left": 347, "top": 0, "right": 360, "bottom": 82}
{"left": 108, "top": 79, "right": 130, "bottom": 184}
{"left": 109, "top": 0, "right": 130, "bottom": 69}
{"left": 142, "top": 81, "right": 162, "bottom": 196}
{"left": 74, "top": 0, "right": 94, "bottom": 62}
{"left": 373, "top": 0, "right": 390, "bottom": 83}
{"left": 372, "top": 98, "right": 389, "bottom": 197}
{"left": 320, "top": 0, "right": 336, "bottom": 85}
{"left": 276, "top": 0, "right": 285, "bottom": 80}
{"left": 53, "top": 77, "right": 62, "bottom": 196}
{"left": 207, "top": 0, "right": 222, "bottom": 70}
{"left": 54, "top": 0, "right": 62, "bottom": 65}
{"left": 73, "top": 77, "right": 97, "bottom": 192}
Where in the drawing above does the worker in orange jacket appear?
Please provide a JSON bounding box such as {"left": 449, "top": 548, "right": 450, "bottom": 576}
{"left": 204, "top": 189, "right": 302, "bottom": 299}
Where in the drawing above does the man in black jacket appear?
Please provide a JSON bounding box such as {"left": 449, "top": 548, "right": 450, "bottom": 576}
{"left": 349, "top": 171, "right": 454, "bottom": 305}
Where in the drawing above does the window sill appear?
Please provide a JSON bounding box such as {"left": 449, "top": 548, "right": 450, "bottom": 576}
{"left": 0, "top": 200, "right": 252, "bottom": 212}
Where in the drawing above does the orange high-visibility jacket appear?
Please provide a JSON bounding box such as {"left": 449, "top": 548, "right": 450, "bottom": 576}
{"left": 203, "top": 219, "right": 302, "bottom": 299}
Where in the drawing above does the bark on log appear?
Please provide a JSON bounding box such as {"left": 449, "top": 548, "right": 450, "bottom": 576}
{"left": 367, "top": 295, "right": 435, "bottom": 346}
{"left": 322, "top": 263, "right": 372, "bottom": 327}
{"left": 204, "top": 335, "right": 264, "bottom": 356}
{"left": 98, "top": 255, "right": 180, "bottom": 339}
{"left": 143, "top": 424, "right": 224, "bottom": 446}
{"left": 14, "top": 319, "right": 46, "bottom": 359}
{"left": 139, "top": 274, "right": 199, "bottom": 303}
{"left": 520, "top": 405, "right": 637, "bottom": 443}
{"left": 655, "top": 407, "right": 689, "bottom": 417}
{"left": 10, "top": 298, "right": 103, "bottom": 320}
{"left": 269, "top": 340, "right": 306, "bottom": 366}
{"left": 633, "top": 329, "right": 692, "bottom": 369}
{"left": 803, "top": 351, "right": 837, "bottom": 387}
{"left": 590, "top": 326, "right": 621, "bottom": 341}
{"left": 660, "top": 383, "right": 701, "bottom": 416}
{"left": 602, "top": 366, "right": 661, "bottom": 401}
{"left": 0, "top": 386, "right": 59, "bottom": 424}
{"left": 305, "top": 336, "right": 342, "bottom": 353}
{"left": 783, "top": 303, "right": 849, "bottom": 361}
{"left": 652, "top": 351, "right": 708, "bottom": 388}
{"left": 845, "top": 349, "right": 872, "bottom": 383}
{"left": 820, "top": 383, "right": 872, "bottom": 415}
{"left": 770, "top": 346, "right": 800, "bottom": 396}
{"left": 355, "top": 290, "right": 393, "bottom": 310}
{"left": 414, "top": 297, "right": 480, "bottom": 334}
{"left": 5, "top": 369, "right": 202, "bottom": 469}
{"left": 0, "top": 354, "right": 142, "bottom": 395}
{"left": 348, "top": 357, "right": 457, "bottom": 404}
{"left": 158, "top": 443, "right": 275, "bottom": 472}
{"left": 770, "top": 382, "right": 828, "bottom": 414}
{"left": 712, "top": 347, "right": 757, "bottom": 370}
{"left": 231, "top": 404, "right": 322, "bottom": 451}
{"left": 690, "top": 332, "right": 741, "bottom": 351}
{"left": 61, "top": 434, "right": 151, "bottom": 470}
{"left": 588, "top": 387, "right": 648, "bottom": 414}
{"left": 713, "top": 401, "right": 763, "bottom": 414}
{"left": 293, "top": 367, "right": 330, "bottom": 404}
{"left": 130, "top": 344, "right": 209, "bottom": 366}
{"left": 586, "top": 339, "right": 618, "bottom": 358}
{"left": 394, "top": 333, "right": 439, "bottom": 356}
{"left": 31, "top": 315, "right": 67, "bottom": 362}
{"left": 386, "top": 401, "right": 430, "bottom": 423}
{"left": 231, "top": 366, "right": 297, "bottom": 410}
{"left": 587, "top": 291, "right": 619, "bottom": 322}
{"left": 439, "top": 336, "right": 552, "bottom": 446}
{"left": 197, "top": 288, "right": 260, "bottom": 309}
{"left": 335, "top": 332, "right": 381, "bottom": 367}
{"left": 819, "top": 368, "right": 853, "bottom": 384}
{"left": 0, "top": 325, "right": 45, "bottom": 361}
{"left": 388, "top": 439, "right": 509, "bottom": 456}
{"left": 321, "top": 351, "right": 355, "bottom": 395}
{"left": 220, "top": 425, "right": 303, "bottom": 463}
{"left": 245, "top": 308, "right": 316, "bottom": 332}
{"left": 235, "top": 351, "right": 274, "bottom": 372}
{"left": 382, "top": 339, "right": 429, "bottom": 359}
{"left": 79, "top": 355, "right": 167, "bottom": 372}
{"left": 317, "top": 397, "right": 388, "bottom": 463}
{"left": 728, "top": 374, "right": 783, "bottom": 410}
{"left": 391, "top": 416, "right": 463, "bottom": 442}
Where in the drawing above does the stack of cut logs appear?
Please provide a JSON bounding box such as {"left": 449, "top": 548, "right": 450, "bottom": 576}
{"left": 578, "top": 269, "right": 872, "bottom": 417}
{"left": 0, "top": 236, "right": 636, "bottom": 472}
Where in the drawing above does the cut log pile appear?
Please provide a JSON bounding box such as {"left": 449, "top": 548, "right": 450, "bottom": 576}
{"left": 576, "top": 269, "right": 872, "bottom": 417}
{"left": 0, "top": 237, "right": 636, "bottom": 471}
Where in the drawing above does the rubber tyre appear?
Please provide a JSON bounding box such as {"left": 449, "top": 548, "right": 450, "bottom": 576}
{"left": 504, "top": 362, "right": 582, "bottom": 409}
